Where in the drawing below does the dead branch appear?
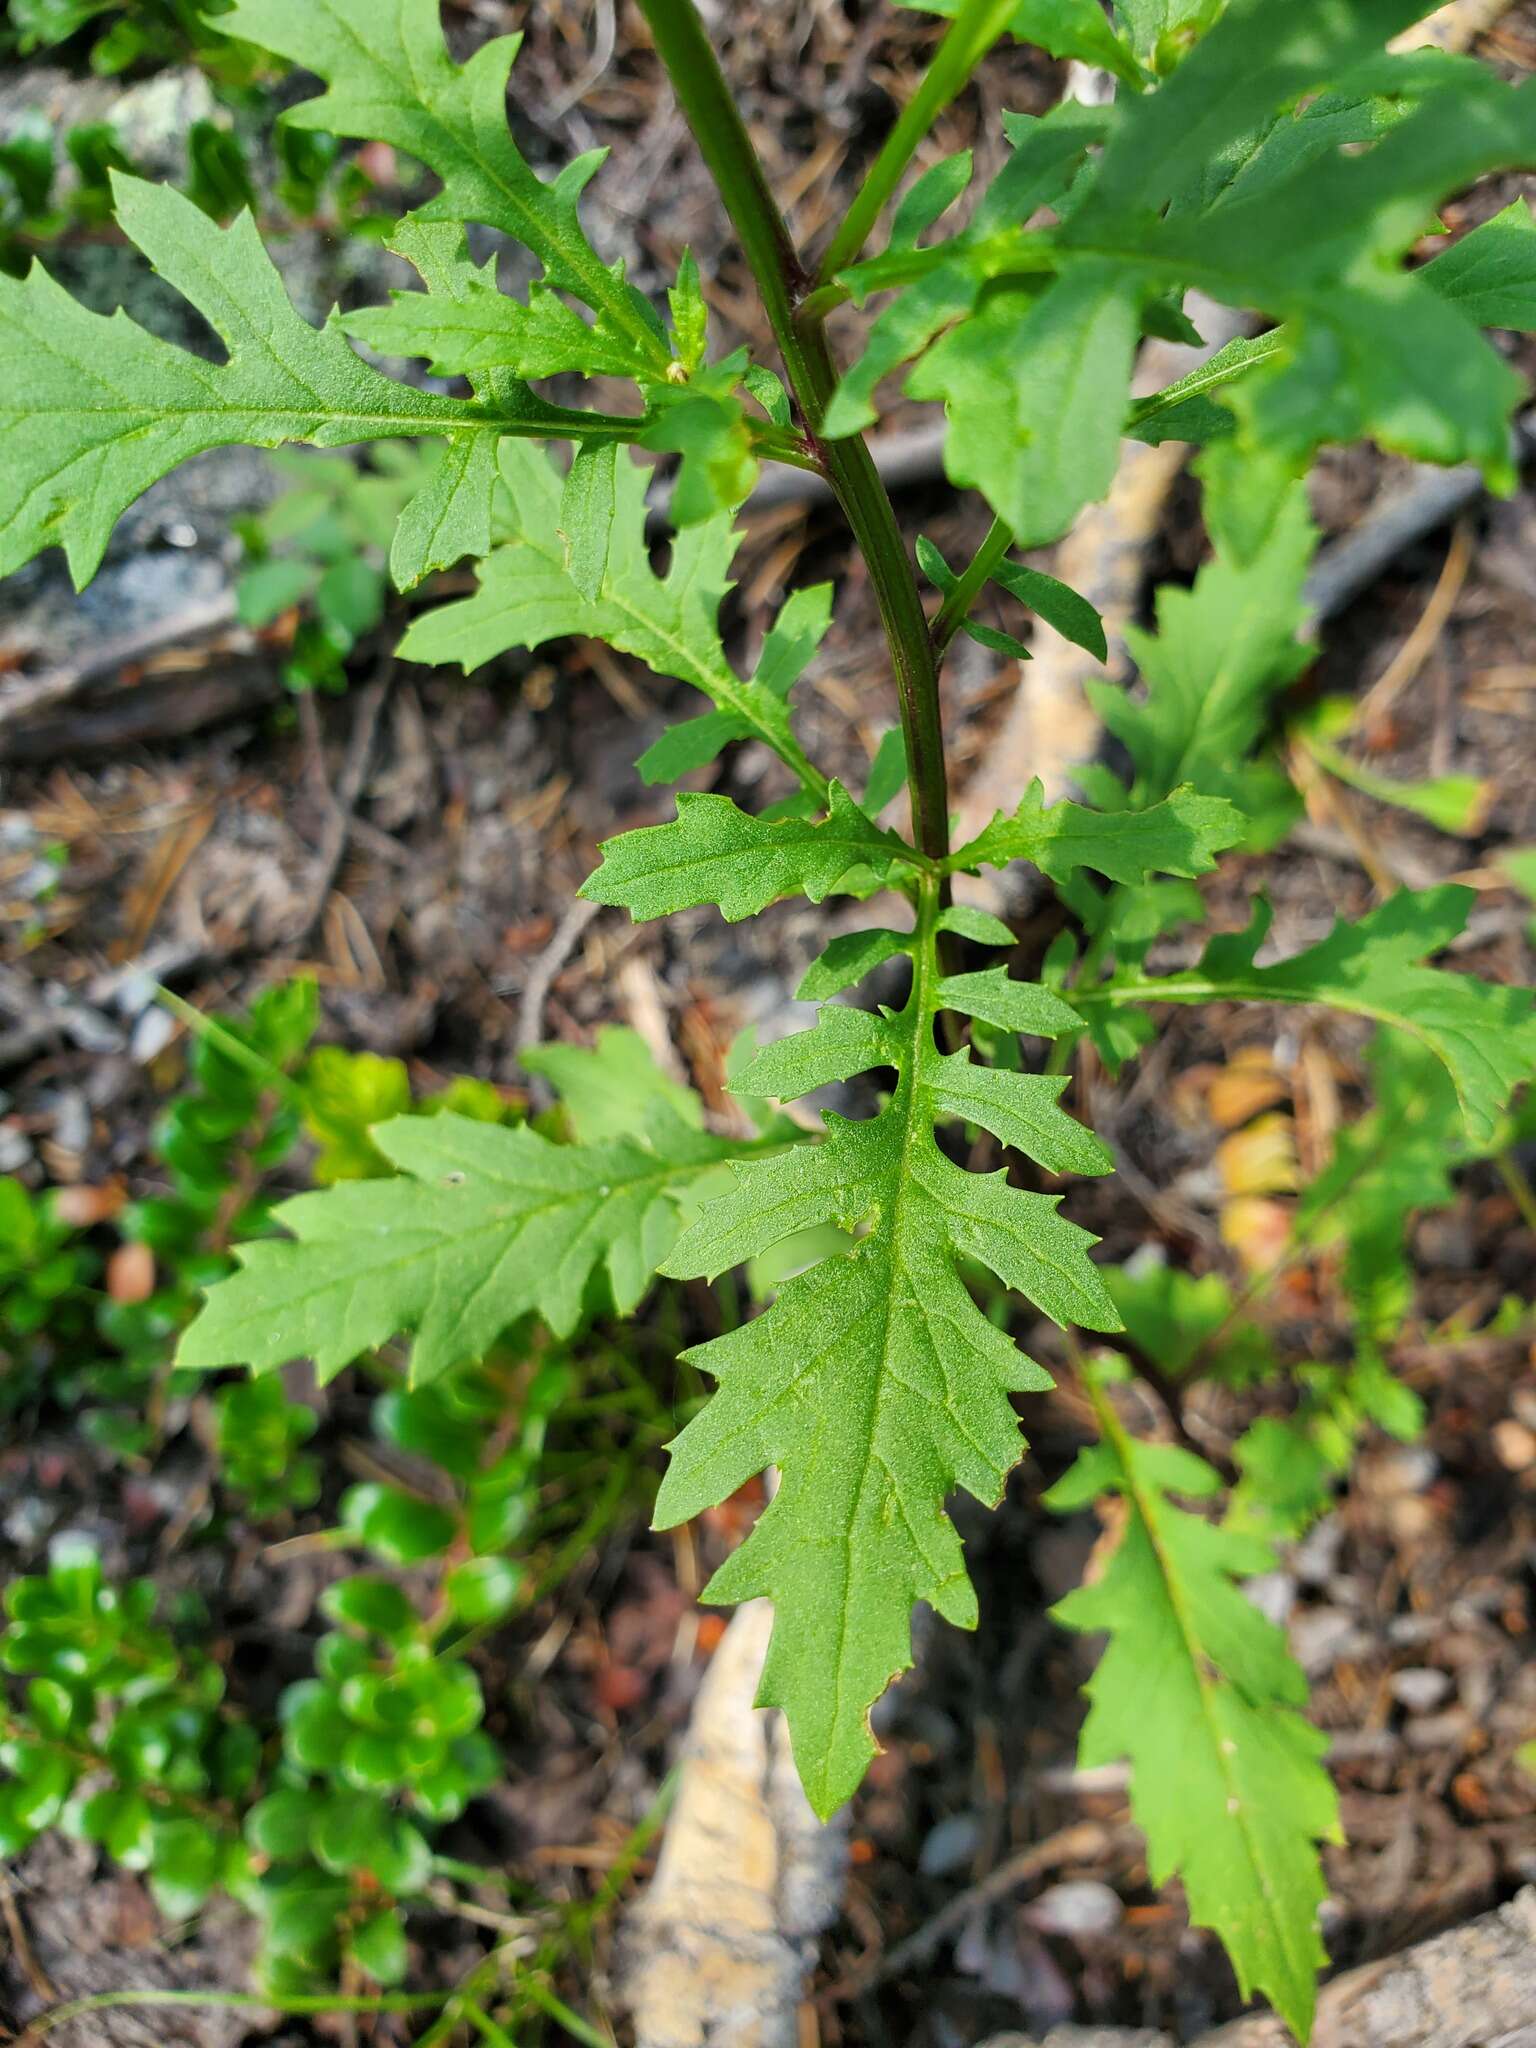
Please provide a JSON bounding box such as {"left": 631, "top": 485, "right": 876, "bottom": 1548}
{"left": 1203, "top": 1884, "right": 1536, "bottom": 2048}
{"left": 975, "top": 1887, "right": 1536, "bottom": 2048}
{"left": 0, "top": 591, "right": 240, "bottom": 733}
{"left": 621, "top": 1600, "right": 848, "bottom": 2048}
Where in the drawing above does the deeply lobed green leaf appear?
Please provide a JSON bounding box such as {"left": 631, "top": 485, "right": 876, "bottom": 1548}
{"left": 1094, "top": 476, "right": 1317, "bottom": 816}
{"left": 580, "top": 786, "right": 913, "bottom": 923}
{"left": 220, "top": 0, "right": 665, "bottom": 367}
{"left": 833, "top": 2, "right": 1536, "bottom": 543}
{"left": 1, "top": 178, "right": 670, "bottom": 600}
{"left": 400, "top": 442, "right": 830, "bottom": 797}
{"left": 180, "top": 1097, "right": 754, "bottom": 1384}
{"left": 949, "top": 781, "right": 1245, "bottom": 883}
{"left": 0, "top": 177, "right": 544, "bottom": 589}
{"left": 1080, "top": 886, "right": 1536, "bottom": 1143}
{"left": 1049, "top": 1374, "right": 1339, "bottom": 2043}
{"left": 655, "top": 893, "right": 1120, "bottom": 1813}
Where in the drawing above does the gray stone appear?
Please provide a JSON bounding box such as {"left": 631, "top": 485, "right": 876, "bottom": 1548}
{"left": 1290, "top": 1605, "right": 1369, "bottom": 1676}
{"left": 919, "top": 1811, "right": 984, "bottom": 1877}
{"left": 1022, "top": 1880, "right": 1125, "bottom": 1938}
{"left": 1389, "top": 1667, "right": 1452, "bottom": 1714}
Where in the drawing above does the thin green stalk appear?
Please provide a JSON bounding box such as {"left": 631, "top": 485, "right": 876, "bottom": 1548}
{"left": 931, "top": 514, "right": 1014, "bottom": 659}
{"left": 155, "top": 985, "right": 305, "bottom": 1107}
{"left": 1495, "top": 1148, "right": 1536, "bottom": 1236}
{"left": 519, "top": 1978, "right": 614, "bottom": 2048}
{"left": 635, "top": 0, "right": 952, "bottom": 865}
{"left": 750, "top": 418, "right": 822, "bottom": 472}
{"left": 797, "top": 279, "right": 851, "bottom": 323}
{"left": 19, "top": 1988, "right": 446, "bottom": 2043}
{"left": 818, "top": 0, "right": 1020, "bottom": 282}
{"left": 407, "top": 1947, "right": 515, "bottom": 2048}
{"left": 566, "top": 1767, "right": 680, "bottom": 1947}
{"left": 463, "top": 2000, "right": 519, "bottom": 2047}
{"left": 430, "top": 1852, "right": 519, "bottom": 1896}
{"left": 528, "top": 1454, "right": 637, "bottom": 1601}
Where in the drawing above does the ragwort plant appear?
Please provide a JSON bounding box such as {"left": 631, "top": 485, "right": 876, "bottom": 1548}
{"left": 7, "top": 0, "right": 1536, "bottom": 2033}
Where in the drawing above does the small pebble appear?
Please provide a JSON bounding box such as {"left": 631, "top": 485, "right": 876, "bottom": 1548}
{"left": 1023, "top": 1881, "right": 1124, "bottom": 1938}
{"left": 1368, "top": 1445, "right": 1439, "bottom": 1495}
{"left": 1290, "top": 1606, "right": 1369, "bottom": 1676}
{"left": 1291, "top": 1514, "right": 1344, "bottom": 1587}
{"left": 1405, "top": 1707, "right": 1473, "bottom": 1751}
{"left": 1386, "top": 1613, "right": 1440, "bottom": 1647}
{"left": 1413, "top": 1212, "right": 1478, "bottom": 1270}
{"left": 918, "top": 1811, "right": 983, "bottom": 1876}
{"left": 1389, "top": 1667, "right": 1451, "bottom": 1714}
{"left": 49, "top": 1088, "right": 90, "bottom": 1157}
{"left": 1457, "top": 1665, "right": 1494, "bottom": 1720}
{"left": 1492, "top": 1419, "right": 1536, "bottom": 1472}
{"left": 2, "top": 1498, "right": 53, "bottom": 1548}
{"left": 1386, "top": 1496, "right": 1439, "bottom": 1543}
{"left": 131, "top": 1006, "right": 179, "bottom": 1063}
{"left": 1244, "top": 1572, "right": 1295, "bottom": 1626}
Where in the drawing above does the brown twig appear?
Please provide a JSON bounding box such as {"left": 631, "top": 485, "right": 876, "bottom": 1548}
{"left": 289, "top": 662, "right": 395, "bottom": 949}
{"left": 1354, "top": 520, "right": 1473, "bottom": 733}
{"left": 827, "top": 1819, "right": 1137, "bottom": 1998}
{"left": 0, "top": 1874, "right": 58, "bottom": 2007}
{"left": 515, "top": 896, "right": 602, "bottom": 1084}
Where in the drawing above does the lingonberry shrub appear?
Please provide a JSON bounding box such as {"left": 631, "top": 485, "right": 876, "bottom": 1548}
{"left": 6, "top": 1, "right": 1536, "bottom": 2033}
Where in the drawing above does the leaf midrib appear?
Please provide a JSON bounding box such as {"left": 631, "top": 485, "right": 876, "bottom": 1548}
{"left": 1092, "top": 1386, "right": 1311, "bottom": 2010}
{"left": 216, "top": 1147, "right": 728, "bottom": 1326}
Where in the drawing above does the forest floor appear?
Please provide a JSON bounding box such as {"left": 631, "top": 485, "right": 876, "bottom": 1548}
{"left": 1, "top": 4, "right": 1535, "bottom": 2045}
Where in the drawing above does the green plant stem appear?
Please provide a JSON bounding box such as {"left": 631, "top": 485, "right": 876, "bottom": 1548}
{"left": 155, "top": 986, "right": 305, "bottom": 1106}
{"left": 796, "top": 279, "right": 851, "bottom": 323}
{"left": 809, "top": 338, "right": 954, "bottom": 864}
{"left": 430, "top": 1852, "right": 519, "bottom": 1896}
{"left": 463, "top": 2001, "right": 519, "bottom": 2048}
{"left": 566, "top": 1766, "right": 679, "bottom": 1947}
{"left": 931, "top": 514, "right": 1014, "bottom": 659}
{"left": 19, "top": 1988, "right": 447, "bottom": 2043}
{"left": 817, "top": 0, "right": 1019, "bottom": 281}
{"left": 636, "top": 0, "right": 952, "bottom": 866}
{"left": 1495, "top": 1148, "right": 1536, "bottom": 1236}
{"left": 520, "top": 1978, "right": 613, "bottom": 2048}
{"left": 749, "top": 418, "right": 822, "bottom": 472}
